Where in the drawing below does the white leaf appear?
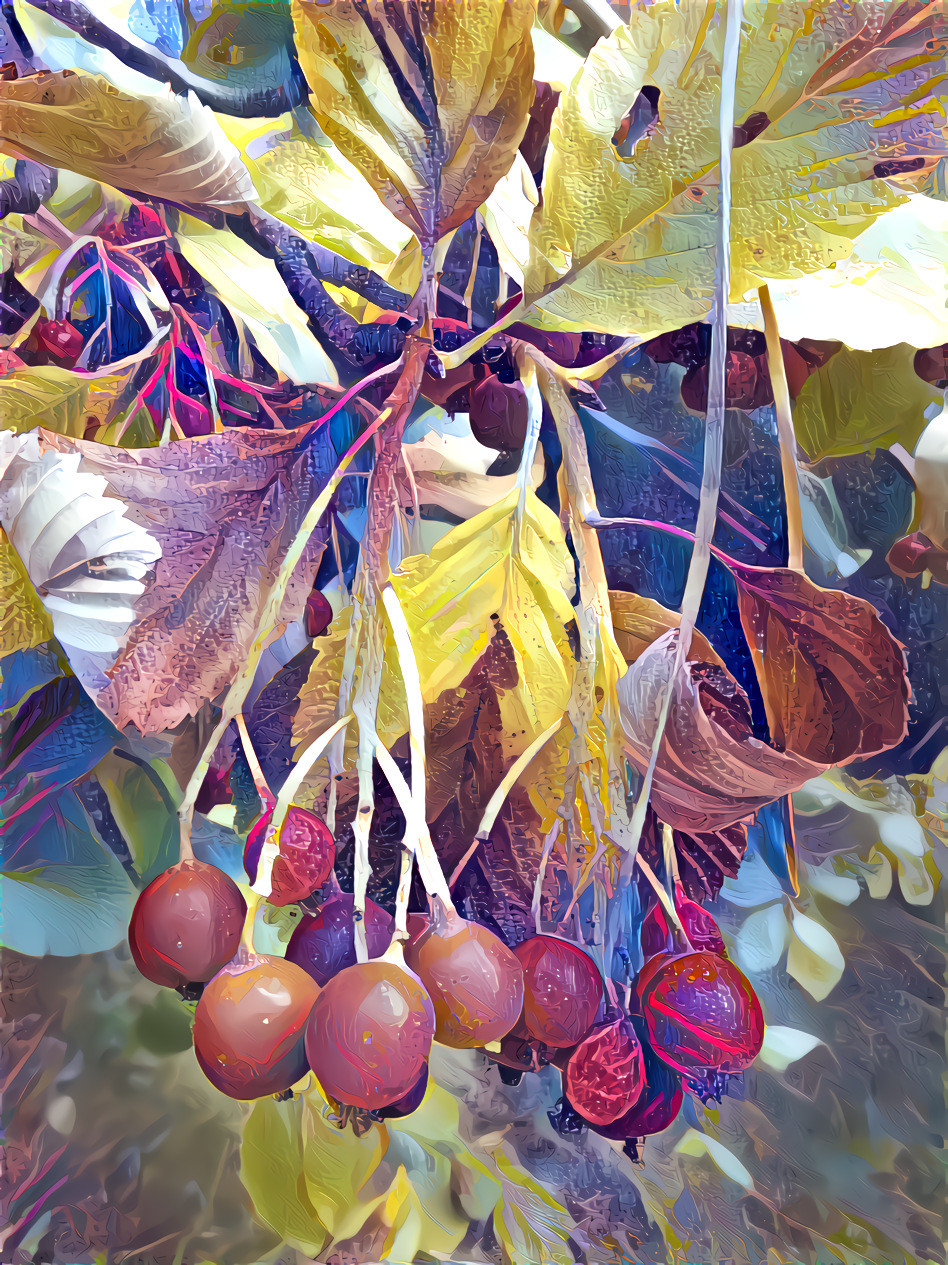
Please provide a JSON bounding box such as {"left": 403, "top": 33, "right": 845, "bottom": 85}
{"left": 732, "top": 901, "right": 790, "bottom": 974}
{"left": 804, "top": 865, "right": 861, "bottom": 906}
{"left": 675, "top": 1130, "right": 754, "bottom": 1190}
{"left": 0, "top": 430, "right": 161, "bottom": 657}
{"left": 787, "top": 909, "right": 845, "bottom": 1001}
{"left": 758, "top": 1026, "right": 824, "bottom": 1073}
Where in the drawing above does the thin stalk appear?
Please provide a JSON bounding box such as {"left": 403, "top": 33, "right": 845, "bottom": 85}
{"left": 759, "top": 284, "right": 804, "bottom": 571}
{"left": 623, "top": 0, "right": 743, "bottom": 863}
{"left": 235, "top": 713, "right": 271, "bottom": 810}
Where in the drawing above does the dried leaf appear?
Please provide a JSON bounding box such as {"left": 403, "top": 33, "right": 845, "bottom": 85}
{"left": 0, "top": 70, "right": 256, "bottom": 209}
{"left": 36, "top": 425, "right": 328, "bottom": 732}
{"left": 0, "top": 361, "right": 147, "bottom": 438}
{"left": 729, "top": 561, "right": 910, "bottom": 766}
{"left": 610, "top": 589, "right": 723, "bottom": 667}
{"left": 526, "top": 1, "right": 948, "bottom": 334}
{"left": 292, "top": 0, "right": 536, "bottom": 246}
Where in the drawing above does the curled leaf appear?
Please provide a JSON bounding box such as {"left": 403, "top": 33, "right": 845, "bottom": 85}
{"left": 292, "top": 0, "right": 536, "bottom": 247}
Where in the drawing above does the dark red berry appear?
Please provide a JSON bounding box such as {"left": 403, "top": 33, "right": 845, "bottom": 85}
{"left": 304, "top": 590, "right": 333, "bottom": 638}
{"left": 469, "top": 373, "right": 529, "bottom": 450}
{"left": 640, "top": 884, "right": 727, "bottom": 959}
{"left": 565, "top": 1017, "right": 646, "bottom": 1126}
{"left": 128, "top": 860, "right": 245, "bottom": 989}
{"left": 513, "top": 936, "right": 602, "bottom": 1049}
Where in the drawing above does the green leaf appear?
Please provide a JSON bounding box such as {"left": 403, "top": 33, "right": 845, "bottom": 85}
{"left": 793, "top": 344, "right": 940, "bottom": 461}
{"left": 93, "top": 751, "right": 179, "bottom": 882}
{"left": 492, "top": 1148, "right": 576, "bottom": 1265}
{"left": 0, "top": 362, "right": 141, "bottom": 438}
{"left": 675, "top": 1130, "right": 755, "bottom": 1190}
{"left": 758, "top": 1025, "right": 825, "bottom": 1073}
{"left": 525, "top": 1, "right": 948, "bottom": 335}
{"left": 299, "top": 1084, "right": 387, "bottom": 1243}
{"left": 0, "top": 531, "right": 53, "bottom": 659}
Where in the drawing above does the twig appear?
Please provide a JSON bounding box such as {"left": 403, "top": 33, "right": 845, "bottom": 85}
{"left": 235, "top": 713, "right": 272, "bottom": 810}
{"left": 759, "top": 284, "right": 804, "bottom": 571}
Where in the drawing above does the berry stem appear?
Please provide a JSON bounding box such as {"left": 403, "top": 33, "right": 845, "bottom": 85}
{"left": 235, "top": 713, "right": 272, "bottom": 810}
{"left": 759, "top": 284, "right": 805, "bottom": 572}
{"left": 634, "top": 853, "right": 688, "bottom": 941}
{"left": 240, "top": 890, "right": 262, "bottom": 961}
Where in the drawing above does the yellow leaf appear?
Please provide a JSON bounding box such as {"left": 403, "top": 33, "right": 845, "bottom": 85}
{"left": 236, "top": 120, "right": 422, "bottom": 304}
{"left": 492, "top": 1147, "right": 575, "bottom": 1265}
{"left": 299, "top": 1083, "right": 387, "bottom": 1242}
{"left": 240, "top": 1095, "right": 327, "bottom": 1256}
{"left": 0, "top": 363, "right": 144, "bottom": 439}
{"left": 0, "top": 70, "right": 255, "bottom": 209}
{"left": 0, "top": 529, "right": 53, "bottom": 658}
{"left": 294, "top": 490, "right": 577, "bottom": 764}
{"left": 526, "top": 1, "right": 948, "bottom": 335}
{"left": 793, "top": 343, "right": 940, "bottom": 461}
{"left": 292, "top": 0, "right": 537, "bottom": 247}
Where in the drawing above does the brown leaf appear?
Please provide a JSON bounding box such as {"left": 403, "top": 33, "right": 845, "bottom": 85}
{"left": 610, "top": 589, "right": 723, "bottom": 668}
{"left": 39, "top": 426, "right": 327, "bottom": 733}
{"left": 618, "top": 631, "right": 822, "bottom": 833}
{"left": 729, "top": 562, "right": 910, "bottom": 765}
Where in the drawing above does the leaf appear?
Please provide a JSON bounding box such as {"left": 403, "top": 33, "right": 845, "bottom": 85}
{"left": 295, "top": 489, "right": 576, "bottom": 761}
{"left": 732, "top": 900, "right": 791, "bottom": 974}
{"left": 172, "top": 210, "right": 339, "bottom": 386}
{"left": 729, "top": 561, "right": 910, "bottom": 767}
{"left": 758, "top": 1025, "right": 826, "bottom": 1072}
{"left": 0, "top": 361, "right": 146, "bottom": 438}
{"left": 0, "top": 431, "right": 163, "bottom": 658}
{"left": 403, "top": 419, "right": 547, "bottom": 520}
{"left": 792, "top": 343, "right": 940, "bottom": 461}
{"left": 525, "top": 1, "right": 948, "bottom": 335}
{"left": 34, "top": 424, "right": 329, "bottom": 732}
{"left": 0, "top": 530, "right": 52, "bottom": 658}
{"left": 0, "top": 70, "right": 256, "bottom": 209}
{"left": 491, "top": 1147, "right": 575, "bottom": 1265}
{"left": 299, "top": 1084, "right": 387, "bottom": 1243}
{"left": 675, "top": 1130, "right": 755, "bottom": 1190}
{"left": 292, "top": 0, "right": 536, "bottom": 246}
{"left": 786, "top": 908, "right": 845, "bottom": 1000}
{"left": 729, "top": 194, "right": 948, "bottom": 351}
{"left": 618, "top": 631, "right": 822, "bottom": 832}
{"left": 0, "top": 790, "right": 136, "bottom": 956}
{"left": 481, "top": 150, "right": 538, "bottom": 288}
{"left": 92, "top": 750, "right": 178, "bottom": 882}
{"left": 610, "top": 589, "right": 723, "bottom": 667}
{"left": 241, "top": 1095, "right": 327, "bottom": 1256}
{"left": 235, "top": 119, "right": 421, "bottom": 294}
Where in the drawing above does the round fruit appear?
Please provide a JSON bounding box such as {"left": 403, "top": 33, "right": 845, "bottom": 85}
{"left": 193, "top": 954, "right": 319, "bottom": 1100}
{"left": 128, "top": 860, "right": 245, "bottom": 989}
{"left": 637, "top": 951, "right": 764, "bottom": 1077}
{"left": 640, "top": 885, "right": 726, "bottom": 960}
{"left": 286, "top": 893, "right": 394, "bottom": 986}
{"left": 244, "top": 805, "right": 335, "bottom": 906}
{"left": 405, "top": 907, "right": 524, "bottom": 1049}
{"left": 304, "top": 590, "right": 333, "bottom": 638}
{"left": 305, "top": 959, "right": 435, "bottom": 1110}
{"left": 468, "top": 373, "right": 529, "bottom": 450}
{"left": 565, "top": 1016, "right": 646, "bottom": 1126}
{"left": 591, "top": 1046, "right": 683, "bottom": 1141}
{"left": 513, "top": 936, "right": 602, "bottom": 1048}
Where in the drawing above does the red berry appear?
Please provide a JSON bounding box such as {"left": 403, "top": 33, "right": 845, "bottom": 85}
{"left": 590, "top": 1049, "right": 683, "bottom": 1141}
{"left": 286, "top": 894, "right": 394, "bottom": 985}
{"left": 915, "top": 344, "right": 948, "bottom": 387}
{"left": 637, "top": 951, "right": 764, "bottom": 1077}
{"left": 374, "top": 1064, "right": 428, "bottom": 1119}
{"left": 193, "top": 954, "right": 319, "bottom": 1100}
{"left": 305, "top": 959, "right": 435, "bottom": 1110}
{"left": 565, "top": 1017, "right": 646, "bottom": 1126}
{"left": 468, "top": 373, "right": 530, "bottom": 450}
{"left": 245, "top": 805, "right": 335, "bottom": 907}
{"left": 513, "top": 936, "right": 602, "bottom": 1048}
{"left": 128, "top": 860, "right": 245, "bottom": 990}
{"left": 405, "top": 907, "right": 524, "bottom": 1049}
{"left": 640, "top": 884, "right": 726, "bottom": 960}
{"left": 29, "top": 317, "right": 84, "bottom": 364}
{"left": 304, "top": 590, "right": 333, "bottom": 638}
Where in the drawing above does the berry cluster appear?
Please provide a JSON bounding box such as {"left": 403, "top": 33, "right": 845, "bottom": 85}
{"left": 128, "top": 817, "right": 765, "bottom": 1155}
